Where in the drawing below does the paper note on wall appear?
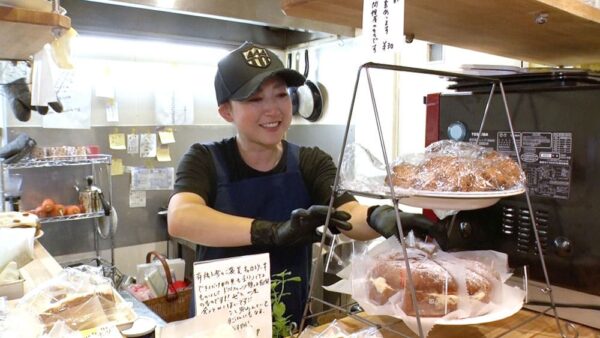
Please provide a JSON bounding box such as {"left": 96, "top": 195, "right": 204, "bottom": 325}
{"left": 362, "top": 0, "right": 405, "bottom": 54}
{"left": 140, "top": 133, "right": 157, "bottom": 158}
{"left": 129, "top": 190, "right": 146, "bottom": 208}
{"left": 127, "top": 134, "right": 139, "bottom": 154}
{"left": 130, "top": 167, "right": 174, "bottom": 190}
{"left": 111, "top": 158, "right": 124, "bottom": 176}
{"left": 156, "top": 145, "right": 171, "bottom": 162}
{"left": 109, "top": 133, "right": 126, "bottom": 150}
{"left": 158, "top": 128, "right": 176, "bottom": 144}
{"left": 95, "top": 67, "right": 115, "bottom": 99}
{"left": 193, "top": 253, "right": 271, "bottom": 338}
{"left": 105, "top": 99, "right": 119, "bottom": 122}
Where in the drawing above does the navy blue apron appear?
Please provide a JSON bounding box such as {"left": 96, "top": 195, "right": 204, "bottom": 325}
{"left": 194, "top": 142, "right": 313, "bottom": 326}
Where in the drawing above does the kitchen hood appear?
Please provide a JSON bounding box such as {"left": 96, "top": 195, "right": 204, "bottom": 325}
{"left": 67, "top": 0, "right": 357, "bottom": 48}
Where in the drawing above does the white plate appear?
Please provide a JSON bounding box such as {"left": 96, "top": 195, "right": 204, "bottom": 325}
{"left": 435, "top": 301, "right": 523, "bottom": 325}
{"left": 120, "top": 316, "right": 156, "bottom": 337}
{"left": 395, "top": 187, "right": 526, "bottom": 210}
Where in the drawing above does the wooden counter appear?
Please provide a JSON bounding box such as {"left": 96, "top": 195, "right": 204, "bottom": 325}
{"left": 312, "top": 310, "right": 600, "bottom": 337}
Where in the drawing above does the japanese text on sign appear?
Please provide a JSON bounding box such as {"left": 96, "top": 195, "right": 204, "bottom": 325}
{"left": 193, "top": 253, "right": 271, "bottom": 338}
{"left": 362, "top": 0, "right": 405, "bottom": 54}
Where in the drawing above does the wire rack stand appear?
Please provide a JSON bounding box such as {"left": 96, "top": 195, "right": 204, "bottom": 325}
{"left": 1, "top": 154, "right": 115, "bottom": 267}
{"left": 298, "top": 62, "right": 568, "bottom": 338}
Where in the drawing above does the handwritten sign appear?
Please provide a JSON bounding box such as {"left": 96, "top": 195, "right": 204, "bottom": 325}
{"left": 43, "top": 68, "right": 92, "bottom": 129}
{"left": 193, "top": 253, "right": 271, "bottom": 338}
{"left": 362, "top": 0, "right": 405, "bottom": 54}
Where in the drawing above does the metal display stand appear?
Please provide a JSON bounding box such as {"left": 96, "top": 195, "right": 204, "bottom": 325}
{"left": 299, "top": 62, "right": 567, "bottom": 337}
{"left": 0, "top": 154, "right": 117, "bottom": 273}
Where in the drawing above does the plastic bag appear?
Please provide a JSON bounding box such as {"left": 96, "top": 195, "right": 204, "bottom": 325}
{"left": 388, "top": 140, "right": 525, "bottom": 192}
{"left": 0, "top": 305, "right": 45, "bottom": 338}
{"left": 339, "top": 140, "right": 525, "bottom": 194}
{"left": 298, "top": 319, "right": 383, "bottom": 337}
{"left": 16, "top": 267, "right": 136, "bottom": 333}
{"left": 45, "top": 320, "right": 85, "bottom": 338}
{"left": 344, "top": 237, "right": 525, "bottom": 337}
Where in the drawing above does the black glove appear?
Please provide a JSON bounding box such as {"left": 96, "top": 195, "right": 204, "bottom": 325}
{"left": 367, "top": 205, "right": 437, "bottom": 240}
{"left": 32, "top": 99, "right": 64, "bottom": 115}
{"left": 251, "top": 205, "right": 352, "bottom": 246}
{"left": 3, "top": 78, "right": 31, "bottom": 122}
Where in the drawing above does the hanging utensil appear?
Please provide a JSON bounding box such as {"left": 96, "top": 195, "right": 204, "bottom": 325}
{"left": 289, "top": 50, "right": 324, "bottom": 122}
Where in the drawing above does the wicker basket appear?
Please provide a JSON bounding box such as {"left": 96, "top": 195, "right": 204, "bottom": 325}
{"left": 142, "top": 251, "right": 192, "bottom": 322}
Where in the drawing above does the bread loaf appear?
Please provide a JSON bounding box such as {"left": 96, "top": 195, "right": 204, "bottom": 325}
{"left": 18, "top": 270, "right": 137, "bottom": 332}
{"left": 38, "top": 287, "right": 116, "bottom": 331}
{"left": 367, "top": 251, "right": 499, "bottom": 317}
{"left": 388, "top": 140, "right": 524, "bottom": 192}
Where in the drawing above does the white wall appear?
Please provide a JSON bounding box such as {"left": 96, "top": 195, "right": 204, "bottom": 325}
{"left": 296, "top": 38, "right": 398, "bottom": 164}
{"left": 6, "top": 36, "right": 232, "bottom": 128}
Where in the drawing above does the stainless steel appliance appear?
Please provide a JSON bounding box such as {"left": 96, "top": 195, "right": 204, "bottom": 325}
{"left": 424, "top": 71, "right": 600, "bottom": 328}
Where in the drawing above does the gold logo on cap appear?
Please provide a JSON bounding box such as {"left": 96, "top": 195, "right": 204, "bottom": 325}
{"left": 243, "top": 47, "right": 271, "bottom": 68}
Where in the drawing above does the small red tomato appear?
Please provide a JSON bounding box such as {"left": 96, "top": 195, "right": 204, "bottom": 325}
{"left": 41, "top": 198, "right": 55, "bottom": 213}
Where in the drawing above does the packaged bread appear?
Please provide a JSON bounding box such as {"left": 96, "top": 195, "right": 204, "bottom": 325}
{"left": 350, "top": 237, "right": 513, "bottom": 319}
{"left": 17, "top": 267, "right": 136, "bottom": 332}
{"left": 388, "top": 140, "right": 525, "bottom": 192}
{"left": 344, "top": 237, "right": 525, "bottom": 337}
{"left": 366, "top": 249, "right": 500, "bottom": 317}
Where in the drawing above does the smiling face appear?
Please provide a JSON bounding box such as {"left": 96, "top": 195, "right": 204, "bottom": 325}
{"left": 218, "top": 76, "right": 292, "bottom": 151}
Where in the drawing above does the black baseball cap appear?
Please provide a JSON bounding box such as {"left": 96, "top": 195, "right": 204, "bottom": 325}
{"left": 214, "top": 42, "right": 306, "bottom": 105}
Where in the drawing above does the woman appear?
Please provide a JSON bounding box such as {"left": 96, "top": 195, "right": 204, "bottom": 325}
{"left": 167, "top": 41, "right": 435, "bottom": 326}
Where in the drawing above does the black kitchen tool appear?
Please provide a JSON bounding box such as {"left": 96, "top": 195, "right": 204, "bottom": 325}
{"left": 288, "top": 50, "right": 323, "bottom": 122}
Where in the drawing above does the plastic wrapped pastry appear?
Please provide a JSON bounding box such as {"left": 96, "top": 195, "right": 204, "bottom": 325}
{"left": 388, "top": 140, "right": 525, "bottom": 192}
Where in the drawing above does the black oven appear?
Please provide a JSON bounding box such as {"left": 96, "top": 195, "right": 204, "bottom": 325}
{"left": 424, "top": 73, "right": 600, "bottom": 309}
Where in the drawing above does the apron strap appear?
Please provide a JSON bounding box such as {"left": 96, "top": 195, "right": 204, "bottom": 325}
{"left": 286, "top": 142, "right": 301, "bottom": 173}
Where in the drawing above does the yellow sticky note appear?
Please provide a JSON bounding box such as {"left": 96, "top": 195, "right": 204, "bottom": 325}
{"left": 157, "top": 145, "right": 171, "bottom": 162}
{"left": 108, "top": 133, "right": 126, "bottom": 150}
{"left": 111, "top": 158, "right": 124, "bottom": 175}
{"left": 158, "top": 129, "right": 176, "bottom": 144}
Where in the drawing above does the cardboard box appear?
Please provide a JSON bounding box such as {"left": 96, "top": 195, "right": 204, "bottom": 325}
{"left": 0, "top": 276, "right": 25, "bottom": 300}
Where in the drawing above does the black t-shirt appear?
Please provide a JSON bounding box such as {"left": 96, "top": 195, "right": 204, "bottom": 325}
{"left": 173, "top": 137, "right": 355, "bottom": 208}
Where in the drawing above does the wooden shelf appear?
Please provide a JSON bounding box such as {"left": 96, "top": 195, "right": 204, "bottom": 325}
{"left": 281, "top": 0, "right": 363, "bottom": 29}
{"left": 280, "top": 0, "right": 600, "bottom": 66}
{"left": 0, "top": 5, "right": 71, "bottom": 60}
